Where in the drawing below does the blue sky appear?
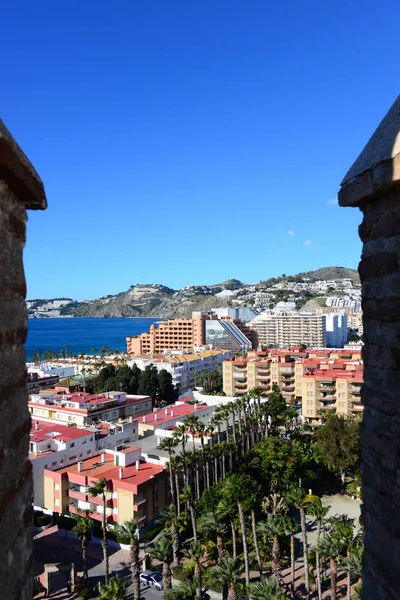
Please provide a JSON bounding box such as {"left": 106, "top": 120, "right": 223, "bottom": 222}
{"left": 2, "top": 1, "right": 399, "bottom": 299}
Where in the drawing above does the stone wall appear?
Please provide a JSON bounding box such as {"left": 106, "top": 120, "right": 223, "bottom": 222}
{"left": 0, "top": 121, "right": 47, "bottom": 599}
{"left": 339, "top": 97, "right": 400, "bottom": 600}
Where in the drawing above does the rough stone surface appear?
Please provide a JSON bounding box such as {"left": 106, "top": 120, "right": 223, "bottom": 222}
{"left": 0, "top": 120, "right": 47, "bottom": 210}
{"left": 0, "top": 181, "right": 33, "bottom": 600}
{"left": 340, "top": 96, "right": 400, "bottom": 599}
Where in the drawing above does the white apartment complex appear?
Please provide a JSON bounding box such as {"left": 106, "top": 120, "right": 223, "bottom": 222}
{"left": 128, "top": 348, "right": 231, "bottom": 392}
{"left": 248, "top": 313, "right": 327, "bottom": 348}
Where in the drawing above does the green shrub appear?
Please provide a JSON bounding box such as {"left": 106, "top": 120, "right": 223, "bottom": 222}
{"left": 58, "top": 514, "right": 78, "bottom": 531}
{"left": 34, "top": 511, "right": 52, "bottom": 527}
{"left": 75, "top": 582, "right": 99, "bottom": 599}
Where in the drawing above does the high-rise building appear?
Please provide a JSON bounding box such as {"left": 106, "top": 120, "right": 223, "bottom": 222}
{"left": 324, "top": 313, "right": 348, "bottom": 347}
{"left": 301, "top": 369, "right": 363, "bottom": 422}
{"left": 126, "top": 312, "right": 256, "bottom": 355}
{"left": 248, "top": 313, "right": 327, "bottom": 348}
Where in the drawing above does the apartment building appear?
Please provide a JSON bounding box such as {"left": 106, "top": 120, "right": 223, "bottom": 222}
{"left": 27, "top": 372, "right": 60, "bottom": 393}
{"left": 30, "top": 419, "right": 137, "bottom": 509}
{"left": 302, "top": 369, "right": 363, "bottom": 422}
{"left": 128, "top": 348, "right": 231, "bottom": 393}
{"left": 127, "top": 312, "right": 255, "bottom": 356}
{"left": 248, "top": 313, "right": 327, "bottom": 347}
{"left": 29, "top": 391, "right": 152, "bottom": 427}
{"left": 223, "top": 350, "right": 299, "bottom": 403}
{"left": 44, "top": 447, "right": 168, "bottom": 525}
{"left": 324, "top": 313, "right": 348, "bottom": 347}
{"left": 223, "top": 348, "right": 364, "bottom": 405}
{"left": 138, "top": 400, "right": 215, "bottom": 436}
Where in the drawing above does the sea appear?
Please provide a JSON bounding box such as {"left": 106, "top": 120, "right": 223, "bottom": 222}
{"left": 25, "top": 317, "right": 159, "bottom": 358}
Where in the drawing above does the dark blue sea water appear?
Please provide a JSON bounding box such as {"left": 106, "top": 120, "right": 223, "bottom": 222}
{"left": 26, "top": 317, "right": 159, "bottom": 358}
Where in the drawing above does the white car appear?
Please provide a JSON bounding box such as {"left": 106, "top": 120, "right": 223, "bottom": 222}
{"left": 139, "top": 570, "right": 163, "bottom": 590}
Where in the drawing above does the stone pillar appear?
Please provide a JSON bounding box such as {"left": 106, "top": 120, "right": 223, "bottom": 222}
{"left": 0, "top": 120, "right": 47, "bottom": 599}
{"left": 339, "top": 96, "right": 400, "bottom": 600}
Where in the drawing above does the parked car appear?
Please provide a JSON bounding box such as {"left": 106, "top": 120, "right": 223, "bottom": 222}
{"left": 139, "top": 570, "right": 163, "bottom": 590}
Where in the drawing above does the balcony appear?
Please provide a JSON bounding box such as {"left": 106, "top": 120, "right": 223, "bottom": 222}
{"left": 233, "top": 372, "right": 247, "bottom": 379}
{"left": 257, "top": 375, "right": 270, "bottom": 381}
{"left": 133, "top": 498, "right": 147, "bottom": 511}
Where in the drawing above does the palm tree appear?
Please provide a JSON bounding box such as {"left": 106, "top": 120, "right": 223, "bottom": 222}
{"left": 249, "top": 577, "right": 285, "bottom": 600}
{"left": 158, "top": 437, "right": 179, "bottom": 507}
{"left": 98, "top": 576, "right": 129, "bottom": 599}
{"left": 160, "top": 504, "right": 181, "bottom": 567}
{"left": 342, "top": 544, "right": 363, "bottom": 600}
{"left": 223, "top": 474, "right": 252, "bottom": 586}
{"left": 173, "top": 424, "right": 189, "bottom": 486}
{"left": 87, "top": 477, "right": 110, "bottom": 583}
{"left": 282, "top": 516, "right": 300, "bottom": 598}
{"left": 150, "top": 536, "right": 173, "bottom": 595}
{"left": 286, "top": 487, "right": 317, "bottom": 600}
{"left": 258, "top": 515, "right": 286, "bottom": 581}
{"left": 180, "top": 486, "right": 198, "bottom": 542}
{"left": 72, "top": 511, "right": 92, "bottom": 582}
{"left": 318, "top": 515, "right": 355, "bottom": 600}
{"left": 199, "top": 510, "right": 227, "bottom": 563}
{"left": 307, "top": 500, "right": 330, "bottom": 600}
{"left": 182, "top": 540, "right": 205, "bottom": 600}
{"left": 164, "top": 580, "right": 197, "bottom": 600}
{"left": 211, "top": 556, "right": 243, "bottom": 600}
{"left": 116, "top": 519, "right": 140, "bottom": 600}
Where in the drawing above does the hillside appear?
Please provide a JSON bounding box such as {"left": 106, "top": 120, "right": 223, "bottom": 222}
{"left": 27, "top": 267, "right": 360, "bottom": 319}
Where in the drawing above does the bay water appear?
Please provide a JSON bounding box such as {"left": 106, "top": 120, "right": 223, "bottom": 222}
{"left": 26, "top": 317, "right": 159, "bottom": 358}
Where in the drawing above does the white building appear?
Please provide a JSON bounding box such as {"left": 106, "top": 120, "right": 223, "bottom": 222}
{"left": 211, "top": 306, "right": 258, "bottom": 322}
{"left": 324, "top": 313, "right": 348, "bottom": 348}
{"left": 30, "top": 419, "right": 138, "bottom": 509}
{"left": 128, "top": 349, "right": 231, "bottom": 393}
{"left": 248, "top": 312, "right": 327, "bottom": 347}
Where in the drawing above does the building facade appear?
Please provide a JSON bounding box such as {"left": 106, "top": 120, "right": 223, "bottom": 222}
{"left": 29, "top": 391, "right": 152, "bottom": 427}
{"left": 127, "top": 312, "right": 255, "bottom": 355}
{"left": 128, "top": 348, "right": 231, "bottom": 393}
{"left": 301, "top": 369, "right": 363, "bottom": 422}
{"left": 248, "top": 313, "right": 327, "bottom": 348}
{"left": 44, "top": 447, "right": 168, "bottom": 526}
{"left": 324, "top": 313, "right": 348, "bottom": 347}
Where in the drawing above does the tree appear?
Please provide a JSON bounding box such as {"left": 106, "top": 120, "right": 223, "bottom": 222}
{"left": 164, "top": 580, "right": 197, "bottom": 600}
{"left": 285, "top": 488, "right": 318, "bottom": 600}
{"left": 313, "top": 413, "right": 360, "bottom": 487}
{"left": 211, "top": 556, "right": 243, "bottom": 600}
{"left": 150, "top": 537, "right": 173, "bottom": 595}
{"left": 222, "top": 474, "right": 253, "bottom": 586}
{"left": 137, "top": 364, "right": 160, "bottom": 400}
{"left": 180, "top": 486, "right": 198, "bottom": 542}
{"left": 182, "top": 541, "right": 206, "bottom": 600}
{"left": 98, "top": 576, "right": 129, "bottom": 600}
{"left": 158, "top": 369, "right": 178, "bottom": 405}
{"left": 158, "top": 437, "right": 179, "bottom": 508}
{"left": 342, "top": 543, "right": 363, "bottom": 600}
{"left": 307, "top": 499, "right": 330, "bottom": 600}
{"left": 317, "top": 514, "right": 355, "bottom": 600}
{"left": 72, "top": 511, "right": 93, "bottom": 582}
{"left": 87, "top": 477, "right": 110, "bottom": 583}
{"left": 199, "top": 510, "right": 227, "bottom": 564}
{"left": 249, "top": 577, "right": 286, "bottom": 600}
{"left": 257, "top": 515, "right": 286, "bottom": 581}
{"left": 116, "top": 519, "right": 140, "bottom": 600}
{"left": 268, "top": 384, "right": 287, "bottom": 428}
{"left": 282, "top": 516, "right": 300, "bottom": 598}
{"left": 160, "top": 504, "right": 182, "bottom": 567}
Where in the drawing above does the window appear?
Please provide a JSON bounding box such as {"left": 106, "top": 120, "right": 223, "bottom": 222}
{"left": 44, "top": 464, "right": 48, "bottom": 469}
{"left": 87, "top": 450, "right": 91, "bottom": 455}
{"left": 307, "top": 391, "right": 313, "bottom": 397}
{"left": 70, "top": 442, "right": 75, "bottom": 448}
{"left": 90, "top": 437, "right": 93, "bottom": 441}
{"left": 54, "top": 498, "right": 60, "bottom": 507}
{"left": 69, "top": 455, "right": 77, "bottom": 461}
{"left": 82, "top": 440, "right": 86, "bottom": 444}
{"left": 54, "top": 483, "right": 60, "bottom": 491}
{"left": 52, "top": 461, "right": 57, "bottom": 466}
{"left": 60, "top": 459, "right": 64, "bottom": 464}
